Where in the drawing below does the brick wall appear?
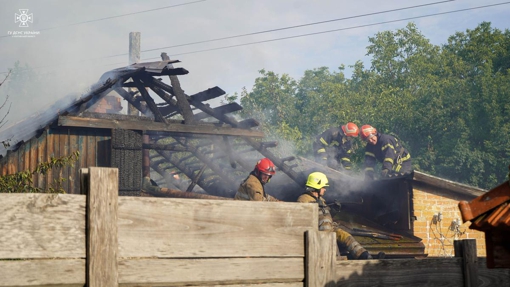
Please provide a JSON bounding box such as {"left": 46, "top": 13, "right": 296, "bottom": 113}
{"left": 90, "top": 95, "right": 123, "bottom": 113}
{"left": 413, "top": 187, "right": 486, "bottom": 257}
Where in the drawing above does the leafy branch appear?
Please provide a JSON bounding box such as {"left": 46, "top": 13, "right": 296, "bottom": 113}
{"left": 0, "top": 151, "right": 80, "bottom": 193}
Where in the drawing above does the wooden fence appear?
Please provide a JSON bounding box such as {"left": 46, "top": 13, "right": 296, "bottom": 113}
{"left": 0, "top": 167, "right": 509, "bottom": 286}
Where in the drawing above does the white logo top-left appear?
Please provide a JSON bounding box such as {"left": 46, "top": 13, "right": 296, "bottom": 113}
{"left": 15, "top": 9, "right": 33, "bottom": 28}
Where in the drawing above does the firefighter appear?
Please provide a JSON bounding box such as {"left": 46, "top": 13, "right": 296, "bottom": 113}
{"left": 360, "top": 125, "right": 412, "bottom": 180}
{"left": 297, "top": 172, "right": 372, "bottom": 260}
{"left": 234, "top": 158, "right": 279, "bottom": 201}
{"left": 313, "top": 122, "right": 359, "bottom": 171}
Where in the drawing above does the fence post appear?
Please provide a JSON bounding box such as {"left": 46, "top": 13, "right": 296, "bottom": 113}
{"left": 305, "top": 230, "right": 336, "bottom": 287}
{"left": 454, "top": 239, "right": 479, "bottom": 287}
{"left": 86, "top": 167, "right": 119, "bottom": 287}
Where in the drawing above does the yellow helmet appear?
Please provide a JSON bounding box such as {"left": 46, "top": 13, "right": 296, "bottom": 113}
{"left": 306, "top": 172, "right": 329, "bottom": 189}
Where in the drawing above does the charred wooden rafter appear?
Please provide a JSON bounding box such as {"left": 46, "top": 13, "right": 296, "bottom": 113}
{"left": 161, "top": 53, "right": 194, "bottom": 124}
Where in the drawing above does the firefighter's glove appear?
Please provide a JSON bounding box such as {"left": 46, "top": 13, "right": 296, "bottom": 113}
{"left": 380, "top": 169, "right": 389, "bottom": 178}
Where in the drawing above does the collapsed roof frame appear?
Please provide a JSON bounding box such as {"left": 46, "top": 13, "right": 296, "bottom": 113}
{"left": 58, "top": 58, "right": 304, "bottom": 196}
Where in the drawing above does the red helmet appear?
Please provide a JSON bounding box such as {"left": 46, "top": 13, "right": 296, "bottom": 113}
{"left": 341, "top": 122, "right": 359, "bottom": 137}
{"left": 255, "top": 158, "right": 276, "bottom": 176}
{"left": 360, "top": 125, "right": 377, "bottom": 141}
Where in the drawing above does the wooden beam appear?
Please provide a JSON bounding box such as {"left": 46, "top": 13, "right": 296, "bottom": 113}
{"left": 117, "top": 197, "right": 317, "bottom": 258}
{"left": 160, "top": 53, "right": 194, "bottom": 124}
{"left": 0, "top": 193, "right": 85, "bottom": 259}
{"left": 87, "top": 167, "right": 119, "bottom": 287}
{"left": 0, "top": 259, "right": 85, "bottom": 286}
{"left": 193, "top": 102, "right": 243, "bottom": 121}
{"left": 118, "top": 258, "right": 304, "bottom": 286}
{"left": 133, "top": 77, "right": 167, "bottom": 123}
{"left": 305, "top": 230, "right": 336, "bottom": 287}
{"left": 143, "top": 143, "right": 190, "bottom": 151}
{"left": 454, "top": 239, "right": 479, "bottom": 287}
{"left": 58, "top": 115, "right": 265, "bottom": 138}
{"left": 189, "top": 86, "right": 225, "bottom": 102}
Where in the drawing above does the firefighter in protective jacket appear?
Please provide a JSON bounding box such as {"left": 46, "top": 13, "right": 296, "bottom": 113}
{"left": 360, "top": 125, "right": 412, "bottom": 179}
{"left": 313, "top": 122, "right": 359, "bottom": 171}
{"left": 297, "top": 172, "right": 372, "bottom": 260}
{"left": 235, "top": 158, "right": 279, "bottom": 201}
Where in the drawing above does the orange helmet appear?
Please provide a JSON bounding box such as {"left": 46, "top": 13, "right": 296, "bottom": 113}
{"left": 341, "top": 122, "right": 359, "bottom": 137}
{"left": 360, "top": 125, "right": 377, "bottom": 141}
{"left": 255, "top": 158, "right": 276, "bottom": 176}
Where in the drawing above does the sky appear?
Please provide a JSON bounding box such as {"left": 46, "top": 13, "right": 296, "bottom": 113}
{"left": 0, "top": 0, "right": 509, "bottom": 125}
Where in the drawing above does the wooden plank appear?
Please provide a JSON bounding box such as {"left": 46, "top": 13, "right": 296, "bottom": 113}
{"left": 87, "top": 167, "right": 119, "bottom": 287}
{"left": 59, "top": 115, "right": 265, "bottom": 138}
{"left": 193, "top": 102, "right": 243, "bottom": 121}
{"left": 117, "top": 198, "right": 317, "bottom": 258}
{"left": 189, "top": 86, "right": 226, "bottom": 103}
{"left": 305, "top": 230, "right": 336, "bottom": 287}
{"left": 0, "top": 193, "right": 86, "bottom": 259}
{"left": 199, "top": 284, "right": 302, "bottom": 287}
{"left": 36, "top": 129, "right": 47, "bottom": 190}
{"left": 118, "top": 258, "right": 304, "bottom": 286}
{"left": 454, "top": 239, "right": 478, "bottom": 287}
{"left": 45, "top": 129, "right": 53, "bottom": 190}
{"left": 60, "top": 128, "right": 70, "bottom": 193}
{"left": 477, "top": 259, "right": 510, "bottom": 286}
{"left": 69, "top": 129, "right": 79, "bottom": 194}
{"left": 0, "top": 259, "right": 85, "bottom": 287}
{"left": 87, "top": 128, "right": 96, "bottom": 168}
{"left": 29, "top": 136, "right": 38, "bottom": 188}
{"left": 335, "top": 258, "right": 464, "bottom": 286}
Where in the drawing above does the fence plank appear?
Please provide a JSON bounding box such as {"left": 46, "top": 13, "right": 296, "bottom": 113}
{"left": 199, "top": 284, "right": 302, "bottom": 287}
{"left": 454, "top": 239, "right": 478, "bottom": 287}
{"left": 335, "top": 258, "right": 464, "bottom": 286}
{"left": 305, "top": 230, "right": 336, "bottom": 287}
{"left": 0, "top": 259, "right": 85, "bottom": 286}
{"left": 117, "top": 198, "right": 317, "bottom": 258}
{"left": 87, "top": 167, "right": 119, "bottom": 287}
{"left": 118, "top": 257, "right": 304, "bottom": 286}
{"left": 0, "top": 193, "right": 85, "bottom": 259}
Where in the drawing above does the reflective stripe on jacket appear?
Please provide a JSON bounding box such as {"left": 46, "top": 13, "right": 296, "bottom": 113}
{"left": 312, "top": 127, "right": 354, "bottom": 170}
{"left": 364, "top": 133, "right": 411, "bottom": 176}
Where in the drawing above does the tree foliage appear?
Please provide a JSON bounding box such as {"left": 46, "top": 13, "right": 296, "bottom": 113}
{"left": 237, "top": 22, "right": 510, "bottom": 189}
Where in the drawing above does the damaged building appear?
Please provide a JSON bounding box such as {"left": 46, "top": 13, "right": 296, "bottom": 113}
{"left": 0, "top": 58, "right": 487, "bottom": 259}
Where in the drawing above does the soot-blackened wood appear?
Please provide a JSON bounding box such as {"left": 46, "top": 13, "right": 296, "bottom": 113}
{"left": 142, "top": 70, "right": 302, "bottom": 184}
{"left": 160, "top": 53, "right": 194, "bottom": 124}
{"left": 146, "top": 83, "right": 180, "bottom": 117}
{"left": 238, "top": 118, "right": 260, "bottom": 129}
{"left": 111, "top": 129, "right": 142, "bottom": 195}
{"left": 190, "top": 86, "right": 225, "bottom": 102}
{"left": 172, "top": 137, "right": 238, "bottom": 191}
{"left": 143, "top": 143, "right": 190, "bottom": 152}
{"left": 114, "top": 88, "right": 148, "bottom": 114}
{"left": 133, "top": 77, "right": 167, "bottom": 123}
{"left": 153, "top": 150, "right": 221, "bottom": 195}
{"left": 186, "top": 164, "right": 207, "bottom": 192}
{"left": 193, "top": 103, "right": 243, "bottom": 121}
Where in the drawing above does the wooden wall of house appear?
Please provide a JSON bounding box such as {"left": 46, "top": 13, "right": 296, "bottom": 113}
{"left": 412, "top": 183, "right": 486, "bottom": 257}
{"left": 0, "top": 126, "right": 111, "bottom": 194}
